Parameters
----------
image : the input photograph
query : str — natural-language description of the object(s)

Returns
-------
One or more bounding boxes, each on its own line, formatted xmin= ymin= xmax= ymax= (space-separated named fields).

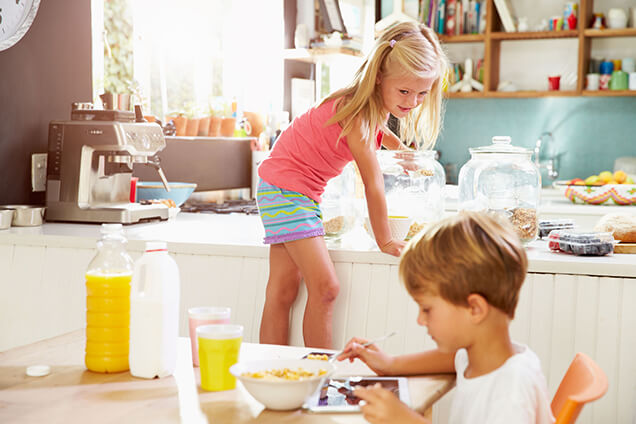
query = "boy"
xmin=338 ymin=211 xmax=554 ymax=423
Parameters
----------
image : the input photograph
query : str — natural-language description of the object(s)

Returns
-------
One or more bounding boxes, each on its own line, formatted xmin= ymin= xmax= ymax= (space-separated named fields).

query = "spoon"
xmin=330 ymin=331 xmax=397 ymax=363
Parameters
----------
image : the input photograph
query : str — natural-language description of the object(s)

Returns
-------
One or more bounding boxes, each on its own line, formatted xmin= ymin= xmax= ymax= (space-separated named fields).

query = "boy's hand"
xmin=337 ymin=337 xmax=394 ymax=375
xmin=379 ymin=238 xmax=406 ymax=257
xmin=354 ymin=383 xmax=430 ymax=424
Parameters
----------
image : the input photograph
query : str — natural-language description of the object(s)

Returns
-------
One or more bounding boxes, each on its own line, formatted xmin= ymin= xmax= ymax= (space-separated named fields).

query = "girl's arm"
xmin=348 ymin=120 xmax=405 ymax=256
xmin=381 ymin=128 xmax=410 ymax=150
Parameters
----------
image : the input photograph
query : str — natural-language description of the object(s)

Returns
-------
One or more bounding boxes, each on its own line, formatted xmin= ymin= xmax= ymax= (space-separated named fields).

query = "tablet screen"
xmin=318 ymin=378 xmax=400 ymax=407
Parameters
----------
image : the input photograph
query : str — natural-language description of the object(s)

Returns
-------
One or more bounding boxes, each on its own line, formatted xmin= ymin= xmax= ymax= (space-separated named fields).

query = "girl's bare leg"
xmin=259 ymin=243 xmax=302 ymax=345
xmin=284 ymin=236 xmax=339 ymax=349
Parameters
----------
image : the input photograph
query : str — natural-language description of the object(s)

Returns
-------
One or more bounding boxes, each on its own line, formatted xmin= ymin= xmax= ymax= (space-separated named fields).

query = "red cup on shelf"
xmin=548 ymin=75 xmax=561 ymax=91
xmin=130 ymin=177 xmax=138 ymax=202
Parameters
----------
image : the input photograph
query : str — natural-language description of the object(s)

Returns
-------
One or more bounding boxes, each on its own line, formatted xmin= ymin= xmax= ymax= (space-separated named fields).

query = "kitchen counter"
xmin=1 ymin=212 xmax=634 ymax=276
xmin=2 ymin=212 xmax=634 ymax=423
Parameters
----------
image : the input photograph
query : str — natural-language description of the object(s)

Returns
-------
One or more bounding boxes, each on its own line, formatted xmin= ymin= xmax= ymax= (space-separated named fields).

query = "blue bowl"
xmin=136 ymin=182 xmax=197 ymax=207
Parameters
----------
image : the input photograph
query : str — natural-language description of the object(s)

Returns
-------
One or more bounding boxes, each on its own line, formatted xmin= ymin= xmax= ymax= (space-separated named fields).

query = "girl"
xmin=256 ymin=22 xmax=449 ymax=348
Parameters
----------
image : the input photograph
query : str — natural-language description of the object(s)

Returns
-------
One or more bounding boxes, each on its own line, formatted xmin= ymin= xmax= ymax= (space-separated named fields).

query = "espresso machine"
xmin=45 ymin=104 xmax=172 ymax=224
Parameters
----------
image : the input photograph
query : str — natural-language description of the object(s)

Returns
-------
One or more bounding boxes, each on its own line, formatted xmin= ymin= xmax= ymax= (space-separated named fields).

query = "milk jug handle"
xmin=134 ymin=264 xmax=147 ymax=296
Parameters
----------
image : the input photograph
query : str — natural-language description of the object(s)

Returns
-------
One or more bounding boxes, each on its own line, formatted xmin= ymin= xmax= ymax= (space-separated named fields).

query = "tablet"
xmin=303 ymin=376 xmax=410 ymax=413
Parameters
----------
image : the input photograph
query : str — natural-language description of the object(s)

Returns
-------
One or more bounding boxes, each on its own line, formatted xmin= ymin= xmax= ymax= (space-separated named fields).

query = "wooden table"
xmin=0 ymin=331 xmax=454 ymax=423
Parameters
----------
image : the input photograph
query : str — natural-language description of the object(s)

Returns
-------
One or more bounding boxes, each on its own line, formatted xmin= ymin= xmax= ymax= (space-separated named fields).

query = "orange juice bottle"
xmin=85 ymin=224 xmax=134 ymax=373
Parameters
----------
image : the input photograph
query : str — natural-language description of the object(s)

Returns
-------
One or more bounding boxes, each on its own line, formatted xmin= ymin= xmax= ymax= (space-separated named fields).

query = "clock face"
xmin=0 ymin=0 xmax=40 ymax=51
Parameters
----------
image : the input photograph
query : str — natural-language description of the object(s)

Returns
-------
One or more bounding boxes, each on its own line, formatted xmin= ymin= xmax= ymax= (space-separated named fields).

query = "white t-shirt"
xmin=449 ymin=343 xmax=555 ymax=424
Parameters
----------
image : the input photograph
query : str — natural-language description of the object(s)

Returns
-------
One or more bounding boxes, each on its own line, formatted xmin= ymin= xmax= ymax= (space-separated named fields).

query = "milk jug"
xmin=129 ymin=241 xmax=180 ymax=378
xmin=85 ymin=224 xmax=134 ymax=373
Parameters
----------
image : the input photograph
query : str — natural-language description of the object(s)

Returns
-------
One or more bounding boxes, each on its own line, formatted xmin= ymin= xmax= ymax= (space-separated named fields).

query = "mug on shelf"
xmin=609 ymin=71 xmax=629 ymax=90
xmin=586 ymin=73 xmax=600 ymax=90
xmin=629 ymin=73 xmax=636 ymax=90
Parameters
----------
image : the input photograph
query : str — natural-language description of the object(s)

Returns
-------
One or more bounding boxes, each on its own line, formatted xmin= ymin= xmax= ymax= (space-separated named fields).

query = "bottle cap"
xmin=26 ymin=365 xmax=51 ymax=377
xmin=145 ymin=241 xmax=167 ymax=252
xmin=101 ymin=223 xmax=123 ymax=234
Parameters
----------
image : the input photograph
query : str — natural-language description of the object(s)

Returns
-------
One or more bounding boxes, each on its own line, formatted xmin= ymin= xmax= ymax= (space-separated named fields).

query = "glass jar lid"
xmin=469 ymin=136 xmax=532 ymax=155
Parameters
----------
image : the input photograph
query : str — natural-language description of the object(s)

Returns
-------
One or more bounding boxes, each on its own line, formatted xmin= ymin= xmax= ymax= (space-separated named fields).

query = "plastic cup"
xmin=548 ymin=75 xmax=561 ymax=91
xmin=197 ymin=324 xmax=243 ymax=391
xmin=586 ymin=73 xmax=600 ymax=90
xmin=188 ymin=307 xmax=231 ymax=366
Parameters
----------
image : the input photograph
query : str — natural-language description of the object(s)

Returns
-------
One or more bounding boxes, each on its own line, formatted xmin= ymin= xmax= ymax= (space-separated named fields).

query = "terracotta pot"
xmin=185 ymin=118 xmax=200 ymax=136
xmin=208 ymin=116 xmax=222 ymax=137
xmin=168 ymin=116 xmax=187 ymax=136
xmin=220 ymin=117 xmax=236 ymax=137
xmin=197 ymin=117 xmax=210 ymax=136
xmin=243 ymin=111 xmax=265 ymax=137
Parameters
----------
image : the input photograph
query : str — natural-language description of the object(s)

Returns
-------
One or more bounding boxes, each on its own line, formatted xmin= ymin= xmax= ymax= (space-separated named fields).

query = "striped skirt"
xmin=256 ymin=179 xmax=324 ymax=244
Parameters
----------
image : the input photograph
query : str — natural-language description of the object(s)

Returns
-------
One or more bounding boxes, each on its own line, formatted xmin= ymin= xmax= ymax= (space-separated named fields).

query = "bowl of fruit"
xmin=554 ymin=170 xmax=636 ymax=205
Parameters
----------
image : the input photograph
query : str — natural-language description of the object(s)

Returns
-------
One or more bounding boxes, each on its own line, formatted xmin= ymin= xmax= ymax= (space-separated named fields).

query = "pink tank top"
xmin=258 ymin=99 xmax=383 ymax=203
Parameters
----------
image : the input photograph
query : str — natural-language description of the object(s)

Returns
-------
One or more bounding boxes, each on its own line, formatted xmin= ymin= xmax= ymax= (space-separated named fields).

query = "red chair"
xmin=551 ymin=352 xmax=609 ymax=424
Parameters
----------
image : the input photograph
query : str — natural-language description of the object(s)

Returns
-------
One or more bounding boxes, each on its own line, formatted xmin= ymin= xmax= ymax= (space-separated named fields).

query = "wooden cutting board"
xmin=615 ymin=243 xmax=636 ymax=254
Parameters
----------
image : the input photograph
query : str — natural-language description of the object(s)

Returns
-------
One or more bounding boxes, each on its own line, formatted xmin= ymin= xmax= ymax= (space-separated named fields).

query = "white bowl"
xmin=364 ymin=216 xmax=414 ymax=241
xmin=230 ymin=359 xmax=334 ymax=411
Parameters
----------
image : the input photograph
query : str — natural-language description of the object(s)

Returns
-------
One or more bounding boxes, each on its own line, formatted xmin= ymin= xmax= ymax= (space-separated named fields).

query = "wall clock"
xmin=0 ymin=0 xmax=41 ymax=52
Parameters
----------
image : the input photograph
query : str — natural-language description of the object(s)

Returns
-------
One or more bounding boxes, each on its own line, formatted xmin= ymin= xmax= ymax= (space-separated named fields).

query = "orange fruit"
xmin=599 ymin=171 xmax=613 ymax=183
xmin=614 ymin=170 xmax=627 ymax=184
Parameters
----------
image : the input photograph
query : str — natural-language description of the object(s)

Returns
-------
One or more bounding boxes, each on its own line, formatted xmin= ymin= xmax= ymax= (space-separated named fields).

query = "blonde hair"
xmin=323 ymin=22 xmax=449 ymax=149
xmin=399 ymin=211 xmax=528 ymax=319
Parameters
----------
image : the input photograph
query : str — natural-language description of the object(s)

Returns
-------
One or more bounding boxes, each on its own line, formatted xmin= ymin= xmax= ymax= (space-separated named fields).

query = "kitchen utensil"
xmin=198 ymin=324 xmax=243 ymax=391
xmin=330 ymin=331 xmax=398 ymax=363
xmin=586 ymin=73 xmax=600 ymax=90
xmin=0 ymin=209 xmax=15 ymax=230
xmin=136 ymin=182 xmax=197 ymax=207
xmin=608 ymin=8 xmax=628 ymax=29
xmin=229 ymin=358 xmax=335 ymax=410
xmin=458 ymin=136 xmax=541 ymax=244
xmin=0 ymin=205 xmax=45 ymax=226
xmin=188 ymin=307 xmax=231 ymax=367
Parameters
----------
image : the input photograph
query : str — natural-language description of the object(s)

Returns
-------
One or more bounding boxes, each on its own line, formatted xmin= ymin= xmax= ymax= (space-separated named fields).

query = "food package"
xmin=547 ymin=230 xmax=616 ymax=256
xmin=538 ymin=219 xmax=575 ymax=238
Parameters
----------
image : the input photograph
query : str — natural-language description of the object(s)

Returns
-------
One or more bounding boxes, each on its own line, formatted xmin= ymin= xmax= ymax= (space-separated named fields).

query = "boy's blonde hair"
xmin=323 ymin=22 xmax=449 ymax=149
xmin=399 ymin=211 xmax=528 ymax=319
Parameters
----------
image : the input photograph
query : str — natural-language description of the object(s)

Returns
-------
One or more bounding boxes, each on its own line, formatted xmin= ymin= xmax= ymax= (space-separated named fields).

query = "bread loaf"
xmin=594 ymin=213 xmax=636 ymax=243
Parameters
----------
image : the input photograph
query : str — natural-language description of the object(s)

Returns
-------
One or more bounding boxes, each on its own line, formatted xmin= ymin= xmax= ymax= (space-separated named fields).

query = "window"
xmin=93 ymin=0 xmax=284 ymax=120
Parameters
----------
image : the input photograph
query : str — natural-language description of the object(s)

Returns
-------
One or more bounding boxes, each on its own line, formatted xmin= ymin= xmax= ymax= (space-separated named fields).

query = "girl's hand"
xmin=354 ymin=383 xmax=430 ymax=424
xmin=379 ymin=238 xmax=406 ymax=257
xmin=337 ymin=337 xmax=395 ymax=375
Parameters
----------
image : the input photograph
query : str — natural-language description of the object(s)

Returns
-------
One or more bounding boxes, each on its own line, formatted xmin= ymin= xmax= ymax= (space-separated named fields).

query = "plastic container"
xmin=547 ymin=230 xmax=616 ymax=256
xmin=85 ymin=224 xmax=134 ymax=373
xmin=375 ymin=150 xmax=446 ymax=239
xmin=129 ymin=241 xmax=180 ymax=379
xmin=458 ymin=136 xmax=541 ymax=244
xmin=322 ymin=163 xmax=357 ymax=240
xmin=538 ymin=219 xmax=575 ymax=238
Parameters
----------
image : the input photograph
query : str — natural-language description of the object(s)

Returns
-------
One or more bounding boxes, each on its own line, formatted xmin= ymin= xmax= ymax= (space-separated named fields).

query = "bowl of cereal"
xmin=229 ymin=359 xmax=335 ymax=410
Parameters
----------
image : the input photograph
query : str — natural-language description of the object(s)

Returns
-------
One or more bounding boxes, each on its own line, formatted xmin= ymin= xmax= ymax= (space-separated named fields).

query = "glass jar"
xmin=375 ymin=150 xmax=446 ymax=240
xmin=322 ymin=162 xmax=356 ymax=240
xmin=458 ymin=136 xmax=541 ymax=244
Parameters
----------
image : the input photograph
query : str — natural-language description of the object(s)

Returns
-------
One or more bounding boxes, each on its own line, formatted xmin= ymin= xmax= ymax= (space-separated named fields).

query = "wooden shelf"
xmin=486 ymin=90 xmax=578 ymax=98
xmin=583 ymin=28 xmax=636 ymax=38
xmin=582 ymin=90 xmax=636 ymax=97
xmin=490 ymin=30 xmax=579 ymax=41
xmin=435 ymin=0 xmax=636 ymax=99
xmin=283 ymin=47 xmax=362 ymax=64
xmin=445 ymin=91 xmax=486 ymax=98
xmin=438 ymin=34 xmax=485 ymax=43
